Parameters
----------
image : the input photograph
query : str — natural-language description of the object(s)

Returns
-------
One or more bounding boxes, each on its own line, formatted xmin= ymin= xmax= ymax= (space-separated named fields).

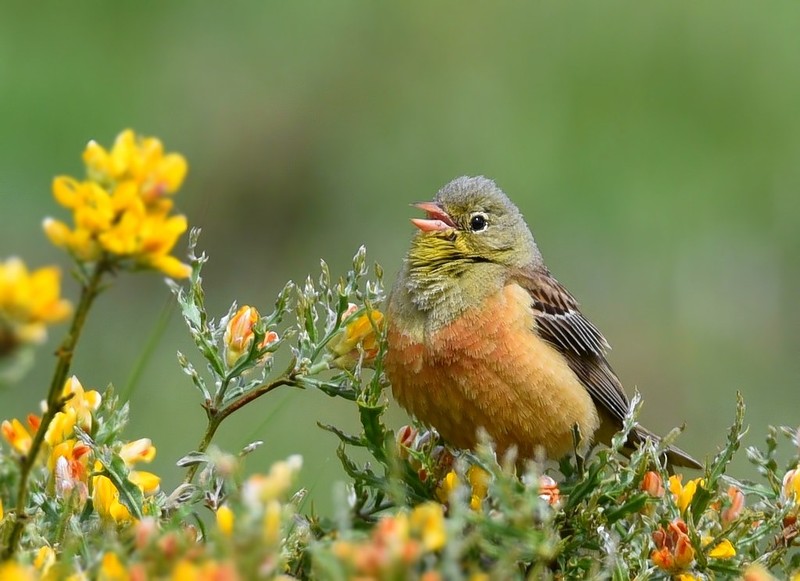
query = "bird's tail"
xmin=627 ymin=425 xmax=703 ymax=470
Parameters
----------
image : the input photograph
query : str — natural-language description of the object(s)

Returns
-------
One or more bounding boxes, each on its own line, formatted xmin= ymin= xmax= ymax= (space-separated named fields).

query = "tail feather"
xmin=628 ymin=425 xmax=702 ymax=470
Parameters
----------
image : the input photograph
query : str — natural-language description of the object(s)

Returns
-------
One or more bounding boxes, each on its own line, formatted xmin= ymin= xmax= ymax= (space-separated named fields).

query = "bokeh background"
xmin=1 ymin=3 xmax=798 ymax=510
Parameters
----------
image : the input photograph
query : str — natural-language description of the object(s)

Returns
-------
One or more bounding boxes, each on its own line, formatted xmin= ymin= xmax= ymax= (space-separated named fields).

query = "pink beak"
xmin=411 ymin=202 xmax=457 ymax=232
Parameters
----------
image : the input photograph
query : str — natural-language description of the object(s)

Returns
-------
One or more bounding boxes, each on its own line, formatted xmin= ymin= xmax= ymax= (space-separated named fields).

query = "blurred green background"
xmin=1 ymin=3 xmax=798 ymax=509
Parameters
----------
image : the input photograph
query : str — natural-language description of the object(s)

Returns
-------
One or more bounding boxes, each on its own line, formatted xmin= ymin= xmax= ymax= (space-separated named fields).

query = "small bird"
xmin=385 ymin=176 xmax=701 ymax=469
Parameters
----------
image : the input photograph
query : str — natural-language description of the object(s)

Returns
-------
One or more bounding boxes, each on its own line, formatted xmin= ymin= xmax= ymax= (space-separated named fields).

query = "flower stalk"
xmin=2 ymin=257 xmax=109 ymax=558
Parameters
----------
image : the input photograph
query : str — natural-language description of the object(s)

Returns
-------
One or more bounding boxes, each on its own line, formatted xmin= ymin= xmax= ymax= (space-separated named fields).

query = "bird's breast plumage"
xmin=386 ymin=283 xmax=600 ymax=460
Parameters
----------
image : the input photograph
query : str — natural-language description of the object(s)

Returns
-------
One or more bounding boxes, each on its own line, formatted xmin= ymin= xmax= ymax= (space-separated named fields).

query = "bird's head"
xmin=408 ymin=176 xmax=539 ymax=271
xmin=401 ymin=176 xmax=542 ymax=314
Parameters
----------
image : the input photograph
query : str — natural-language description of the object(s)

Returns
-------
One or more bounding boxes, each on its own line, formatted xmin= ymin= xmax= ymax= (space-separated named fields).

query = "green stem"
xmin=182 ymin=377 xmax=295 ymax=484
xmin=2 ymin=259 xmax=108 ymax=559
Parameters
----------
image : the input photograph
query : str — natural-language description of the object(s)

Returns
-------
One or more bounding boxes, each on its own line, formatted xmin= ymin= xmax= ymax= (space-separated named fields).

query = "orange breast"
xmin=386 ymin=283 xmax=600 ymax=460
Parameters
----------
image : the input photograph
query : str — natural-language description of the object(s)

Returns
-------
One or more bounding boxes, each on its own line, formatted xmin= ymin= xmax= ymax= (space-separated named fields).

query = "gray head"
xmin=400 ymin=176 xmax=542 ymax=316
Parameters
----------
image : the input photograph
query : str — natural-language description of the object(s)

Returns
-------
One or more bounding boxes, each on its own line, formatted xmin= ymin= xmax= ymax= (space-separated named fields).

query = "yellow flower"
xmin=467 ymin=466 xmax=490 ymax=510
xmin=242 ymin=455 xmax=303 ymax=507
xmin=129 ymin=470 xmax=161 ymax=495
xmin=329 ymin=305 xmax=384 ymax=369
xmin=2 ymin=418 xmax=33 ymax=455
xmin=119 ymin=438 xmax=156 ymax=464
xmin=262 ymin=500 xmax=282 ymax=546
xmin=83 ymin=129 xmax=187 ymax=203
xmin=410 ymin=502 xmax=446 ymax=551
xmin=435 ymin=470 xmax=460 ymax=503
xmin=0 ymin=257 xmax=71 ymax=351
xmin=783 ymin=465 xmax=800 ymax=505
xmin=0 ymin=561 xmax=36 ymax=581
xmin=669 ymin=475 xmax=704 ymax=514
xmin=34 ymin=546 xmax=56 ymax=574
xmin=707 ymin=538 xmax=736 ymax=559
xmin=93 ymin=474 xmax=132 ymax=523
xmin=674 ymin=575 xmax=700 ymax=581
xmin=216 ymin=505 xmax=234 ymax=537
xmin=98 ymin=552 xmax=129 ymax=581
xmin=745 ymin=564 xmax=779 ymax=581
xmin=45 ymin=130 xmax=191 ymax=279
xmin=44 ymin=376 xmax=102 ymax=446
xmin=0 ymin=497 xmax=3 ymax=520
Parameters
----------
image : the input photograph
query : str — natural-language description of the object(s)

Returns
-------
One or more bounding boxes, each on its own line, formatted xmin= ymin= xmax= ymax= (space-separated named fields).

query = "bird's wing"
xmin=514 ymin=267 xmax=631 ymax=426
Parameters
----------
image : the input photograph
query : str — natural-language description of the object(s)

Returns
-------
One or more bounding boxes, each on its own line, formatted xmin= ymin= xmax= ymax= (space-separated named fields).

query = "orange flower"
xmin=651 ymin=518 xmax=695 ymax=572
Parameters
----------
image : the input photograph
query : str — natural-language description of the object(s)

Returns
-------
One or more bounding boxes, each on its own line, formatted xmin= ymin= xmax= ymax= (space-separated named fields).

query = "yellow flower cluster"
xmin=0 ymin=257 xmax=71 ymax=353
xmin=331 ymin=502 xmax=446 ymax=578
xmin=43 ymin=129 xmax=191 ymax=278
xmin=1 ymin=376 xmax=160 ymax=524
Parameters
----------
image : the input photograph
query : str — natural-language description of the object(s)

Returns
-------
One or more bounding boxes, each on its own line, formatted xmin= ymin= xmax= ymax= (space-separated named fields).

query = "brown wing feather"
xmin=515 ymin=266 xmax=702 ymax=469
xmin=515 ymin=267 xmax=630 ymax=426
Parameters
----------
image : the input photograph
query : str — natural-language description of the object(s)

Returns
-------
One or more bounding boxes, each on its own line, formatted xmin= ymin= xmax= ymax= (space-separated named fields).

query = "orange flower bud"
xmin=641 ymin=471 xmax=665 ymax=497
xmin=223 ymin=306 xmax=260 ymax=368
xmin=721 ymin=485 xmax=745 ymax=525
xmin=539 ymin=475 xmax=560 ymax=506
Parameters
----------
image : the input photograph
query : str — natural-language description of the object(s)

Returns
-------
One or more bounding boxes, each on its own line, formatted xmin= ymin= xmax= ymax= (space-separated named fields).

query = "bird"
xmin=384 ymin=176 xmax=701 ymax=469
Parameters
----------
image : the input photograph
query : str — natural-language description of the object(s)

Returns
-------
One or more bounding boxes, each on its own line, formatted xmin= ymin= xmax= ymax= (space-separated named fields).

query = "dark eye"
xmin=469 ymin=213 xmax=488 ymax=232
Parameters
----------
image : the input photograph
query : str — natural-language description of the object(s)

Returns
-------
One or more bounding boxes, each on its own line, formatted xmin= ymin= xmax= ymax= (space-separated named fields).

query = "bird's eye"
xmin=469 ymin=213 xmax=488 ymax=232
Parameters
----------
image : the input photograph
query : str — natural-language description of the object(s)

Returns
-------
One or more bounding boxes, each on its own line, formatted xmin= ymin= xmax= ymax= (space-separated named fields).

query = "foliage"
xmin=1 ymin=130 xmax=800 ymax=580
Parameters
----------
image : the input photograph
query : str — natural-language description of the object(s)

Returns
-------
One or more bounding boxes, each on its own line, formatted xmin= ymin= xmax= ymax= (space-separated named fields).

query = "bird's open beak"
xmin=411 ymin=202 xmax=457 ymax=232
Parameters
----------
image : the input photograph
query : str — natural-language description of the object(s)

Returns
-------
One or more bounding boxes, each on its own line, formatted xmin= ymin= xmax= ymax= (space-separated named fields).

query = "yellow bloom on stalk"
xmin=44 ymin=376 xmax=102 ymax=446
xmin=98 ymin=552 xmax=129 ymax=581
xmin=242 ymin=455 xmax=303 ymax=507
xmin=467 ymin=466 xmax=490 ymax=510
xmin=83 ymin=129 xmax=187 ymax=203
xmin=706 ymin=538 xmax=736 ymax=559
xmin=92 ymin=438 xmax=160 ymax=522
xmin=669 ymin=475 xmax=704 ymax=514
xmin=263 ymin=500 xmax=283 ymax=546
xmin=783 ymin=465 xmax=800 ymax=505
xmin=435 ymin=470 xmax=460 ymax=503
xmin=44 ymin=129 xmax=191 ymax=278
xmin=2 ymin=418 xmax=34 ymax=455
xmin=216 ymin=505 xmax=234 ymax=537
xmin=34 ymin=546 xmax=56 ymax=575
xmin=93 ymin=474 xmax=133 ymax=523
xmin=0 ymin=561 xmax=36 ymax=581
xmin=329 ymin=304 xmax=384 ymax=369
xmin=410 ymin=502 xmax=446 ymax=551
xmin=0 ymin=257 xmax=71 ymax=352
